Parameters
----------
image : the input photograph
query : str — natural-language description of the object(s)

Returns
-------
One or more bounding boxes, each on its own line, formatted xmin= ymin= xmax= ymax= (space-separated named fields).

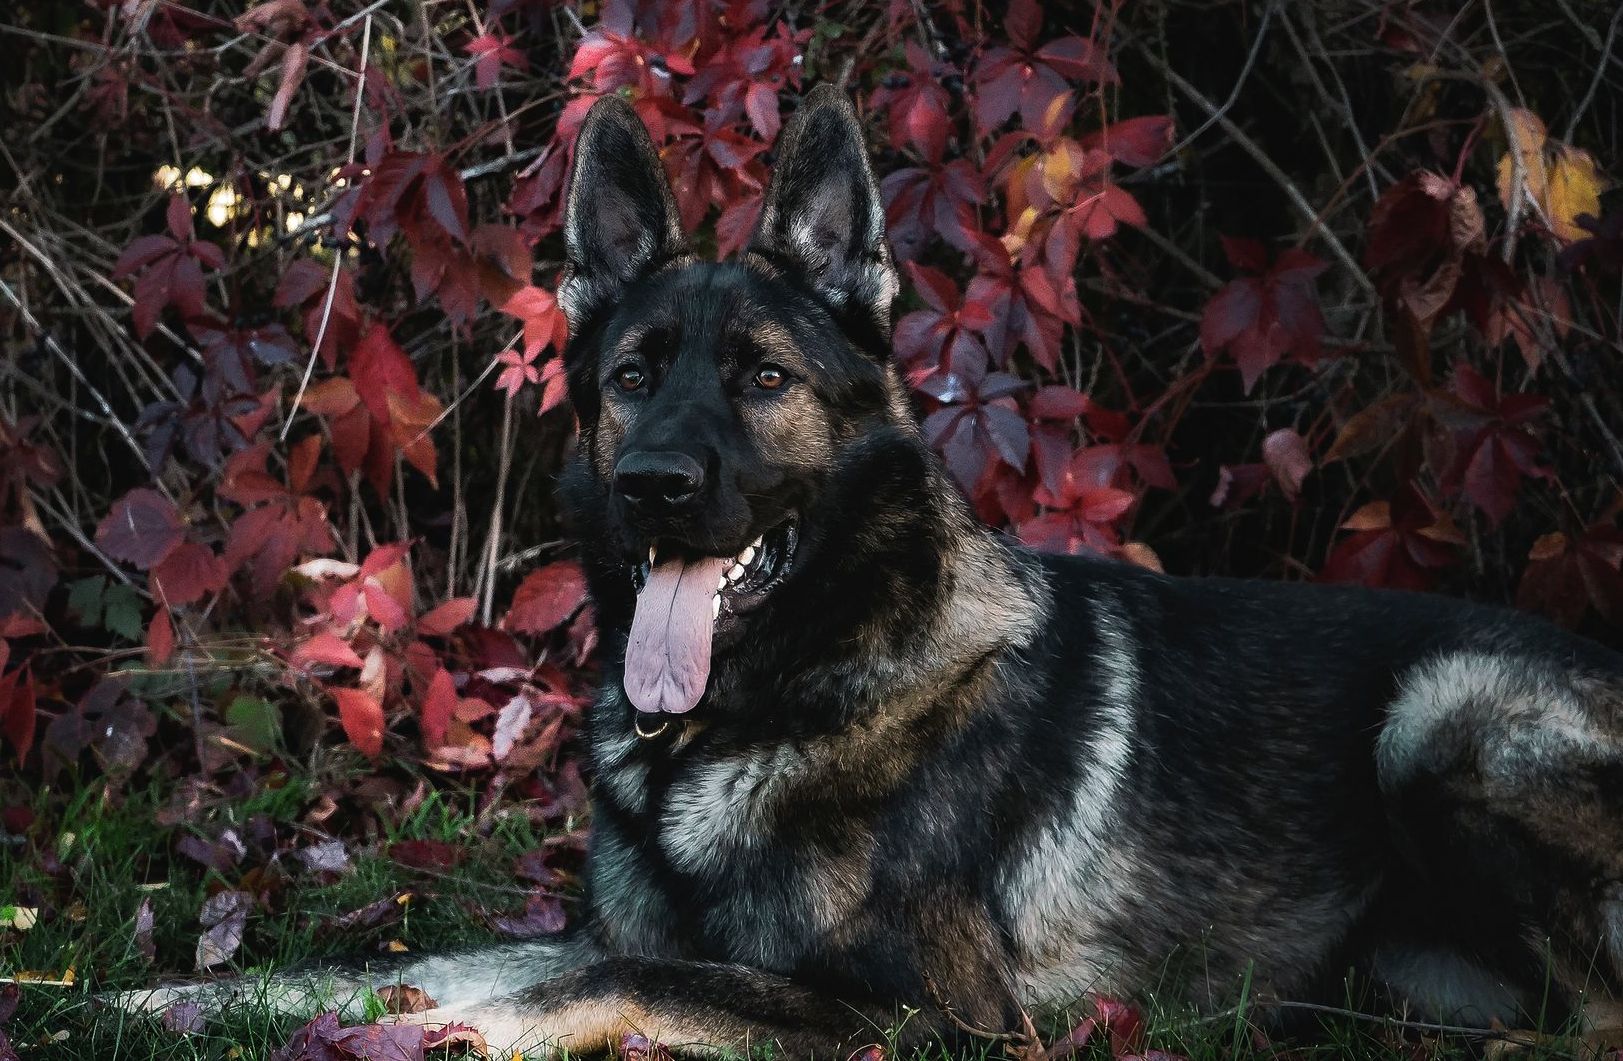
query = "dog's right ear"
xmin=748 ymin=86 xmax=898 ymax=351
xmin=558 ymin=95 xmax=687 ymax=332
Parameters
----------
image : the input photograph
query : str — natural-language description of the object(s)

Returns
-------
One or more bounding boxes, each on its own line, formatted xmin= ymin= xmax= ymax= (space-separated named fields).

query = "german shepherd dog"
xmin=122 ymin=87 xmax=1623 ymax=1057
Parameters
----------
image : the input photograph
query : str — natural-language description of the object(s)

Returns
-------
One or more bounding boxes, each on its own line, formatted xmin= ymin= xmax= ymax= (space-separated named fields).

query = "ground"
xmin=1 ymin=766 xmax=1591 ymax=1060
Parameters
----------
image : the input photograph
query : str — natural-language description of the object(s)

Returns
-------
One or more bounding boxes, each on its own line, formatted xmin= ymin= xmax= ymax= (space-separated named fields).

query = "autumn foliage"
xmin=1 ymin=0 xmax=1620 ymax=792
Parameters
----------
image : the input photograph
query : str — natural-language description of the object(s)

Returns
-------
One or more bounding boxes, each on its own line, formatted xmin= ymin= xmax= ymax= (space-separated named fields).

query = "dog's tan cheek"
xmin=748 ymin=389 xmax=834 ymax=471
xmin=592 ymin=401 xmax=631 ymax=482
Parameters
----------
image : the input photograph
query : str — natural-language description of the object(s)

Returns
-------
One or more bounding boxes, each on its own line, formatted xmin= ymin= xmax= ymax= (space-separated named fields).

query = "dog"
xmin=120 ymin=86 xmax=1623 ymax=1058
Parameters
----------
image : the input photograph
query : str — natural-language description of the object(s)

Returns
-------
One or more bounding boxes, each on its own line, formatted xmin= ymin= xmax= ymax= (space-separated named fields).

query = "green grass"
xmin=2 ymin=771 xmax=563 ymax=1059
xmin=0 ymin=773 xmax=1592 ymax=1060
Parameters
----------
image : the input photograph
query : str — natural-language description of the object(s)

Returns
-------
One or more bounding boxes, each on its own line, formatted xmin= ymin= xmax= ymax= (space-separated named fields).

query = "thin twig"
xmin=475 ymin=391 xmax=518 ymax=624
xmin=1161 ymin=0 xmax=1277 ymax=162
xmin=282 ymin=12 xmax=372 ymax=441
xmin=1139 ymin=43 xmax=1376 ymax=299
xmin=1205 ymin=997 xmax=1560 ymax=1047
xmin=1563 ymin=5 xmax=1622 ymax=143
xmin=0 ymin=277 xmax=154 ymax=477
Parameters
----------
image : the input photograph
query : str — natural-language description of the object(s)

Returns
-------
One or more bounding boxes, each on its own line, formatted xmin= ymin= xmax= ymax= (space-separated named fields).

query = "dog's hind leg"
xmin=107 ymin=931 xmax=602 ymax=1024
xmin=1375 ymin=651 xmax=1623 ymax=1025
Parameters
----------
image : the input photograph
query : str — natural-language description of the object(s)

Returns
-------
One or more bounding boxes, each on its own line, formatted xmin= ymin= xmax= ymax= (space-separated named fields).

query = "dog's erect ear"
xmin=559 ymin=95 xmax=687 ymax=330
xmin=749 ymin=85 xmax=899 ymax=345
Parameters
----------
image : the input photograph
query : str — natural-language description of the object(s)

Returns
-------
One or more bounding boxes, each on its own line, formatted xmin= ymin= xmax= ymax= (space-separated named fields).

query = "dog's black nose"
xmin=614 ymin=451 xmax=705 ymax=508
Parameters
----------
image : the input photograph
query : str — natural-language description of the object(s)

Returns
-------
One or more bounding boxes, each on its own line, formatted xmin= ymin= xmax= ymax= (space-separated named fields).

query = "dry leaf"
xmin=1496 ymin=108 xmax=1609 ymax=243
xmin=1545 ymin=146 xmax=1605 ymax=243
xmin=376 ymin=983 xmax=439 ymax=1014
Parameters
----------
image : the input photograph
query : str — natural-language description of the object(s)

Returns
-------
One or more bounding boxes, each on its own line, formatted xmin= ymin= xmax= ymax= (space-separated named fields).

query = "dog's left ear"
xmin=749 ymin=85 xmax=899 ymax=346
xmin=559 ymin=95 xmax=688 ymax=332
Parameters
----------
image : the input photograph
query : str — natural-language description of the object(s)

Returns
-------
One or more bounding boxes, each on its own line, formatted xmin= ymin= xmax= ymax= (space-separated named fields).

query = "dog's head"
xmin=556 ymin=86 xmax=909 ymax=719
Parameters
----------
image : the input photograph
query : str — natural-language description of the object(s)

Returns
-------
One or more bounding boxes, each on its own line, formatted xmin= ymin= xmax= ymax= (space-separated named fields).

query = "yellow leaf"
xmin=1040 ymin=144 xmax=1078 ymax=204
xmin=1495 ymin=108 xmax=1608 ymax=244
xmin=1341 ymin=501 xmax=1391 ymax=532
xmin=1545 ymin=145 xmax=1605 ymax=243
xmin=1528 ymin=532 xmax=1568 ymax=562
xmin=1001 ymin=206 xmax=1042 ymax=258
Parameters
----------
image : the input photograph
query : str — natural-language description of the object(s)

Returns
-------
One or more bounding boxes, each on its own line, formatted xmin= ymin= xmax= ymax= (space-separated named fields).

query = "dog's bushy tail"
xmin=1377 ymin=651 xmax=1623 ymax=1021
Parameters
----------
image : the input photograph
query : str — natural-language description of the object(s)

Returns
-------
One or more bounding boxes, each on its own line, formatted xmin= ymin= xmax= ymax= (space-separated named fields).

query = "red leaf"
xmin=1199 ymin=242 xmax=1327 ymax=392
xmin=1028 ymin=385 xmax=1091 ymax=420
xmin=1096 ymin=116 xmax=1174 ymax=167
xmin=418 ymin=597 xmax=476 ymax=636
xmin=147 ymin=606 xmax=175 ymax=665
xmin=150 ymin=542 xmax=227 ymax=606
xmin=349 ymin=323 xmax=420 ymax=423
xmin=420 ymin=667 xmax=456 ymax=747
xmin=113 ymin=234 xmax=180 ymax=279
xmin=1220 ymin=236 xmax=1270 ymax=274
xmin=389 ymin=838 xmax=465 ymax=870
xmin=1442 ymin=363 xmax=1549 ymax=524
xmin=504 ymin=560 xmax=588 ymax=635
xmin=0 ymin=667 xmax=36 ymax=764
xmin=363 ymin=579 xmax=410 ymax=632
xmin=1095 ymin=996 xmax=1146 ymax=1056
xmin=422 ymin=157 xmax=471 ymax=245
xmin=1005 ymin=0 xmax=1042 ymax=49
xmin=744 ymin=82 xmax=781 ymax=142
xmin=491 ymin=890 xmax=566 ymax=938
xmin=1517 ymin=525 xmax=1623 ymax=626
xmin=1322 ymin=484 xmax=1462 ymax=589
xmin=97 ymin=488 xmax=185 ymax=569
xmin=331 ymin=687 xmax=385 ymax=758
xmin=292 ymin=631 xmax=365 ymax=670
xmin=268 ymin=39 xmax=310 ymax=132
xmin=466 ymin=31 xmax=526 ymax=91
xmin=165 ymin=194 xmax=194 ymax=241
xmin=1199 ymin=278 xmax=1262 ymax=353
xmin=501 ymin=285 xmax=568 ymax=359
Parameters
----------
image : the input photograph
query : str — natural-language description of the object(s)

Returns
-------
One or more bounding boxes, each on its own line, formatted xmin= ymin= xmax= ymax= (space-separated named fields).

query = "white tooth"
xmin=648 ymin=545 xmax=656 ymax=565
xmin=751 ymin=535 xmax=763 ymax=549
xmin=726 ymin=564 xmax=745 ymax=581
xmin=717 ymin=575 xmax=728 ymax=592
xmin=711 ymin=594 xmax=721 ymax=618
xmin=737 ymin=546 xmax=756 ymax=568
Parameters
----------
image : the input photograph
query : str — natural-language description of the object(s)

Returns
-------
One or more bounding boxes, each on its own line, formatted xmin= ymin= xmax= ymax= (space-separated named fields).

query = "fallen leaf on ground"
xmin=376 ymin=984 xmax=438 ymax=1014
xmin=319 ymin=891 xmax=413 ymax=933
xmin=195 ymin=890 xmax=251 ymax=970
xmin=161 ymin=1001 xmax=206 ymax=1034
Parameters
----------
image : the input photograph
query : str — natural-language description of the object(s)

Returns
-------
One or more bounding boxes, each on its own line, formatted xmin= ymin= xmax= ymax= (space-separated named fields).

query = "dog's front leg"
xmin=389 ymin=956 xmax=920 ymax=1058
xmin=109 ymin=931 xmax=604 ymax=1025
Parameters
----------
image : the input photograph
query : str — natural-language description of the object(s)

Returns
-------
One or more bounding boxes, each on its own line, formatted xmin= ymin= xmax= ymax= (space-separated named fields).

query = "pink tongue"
xmin=624 ymin=556 xmax=730 ymax=714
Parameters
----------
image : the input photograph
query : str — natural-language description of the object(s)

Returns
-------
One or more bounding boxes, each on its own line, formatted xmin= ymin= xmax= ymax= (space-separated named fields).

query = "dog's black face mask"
xmin=556 ymin=87 xmax=902 ymax=719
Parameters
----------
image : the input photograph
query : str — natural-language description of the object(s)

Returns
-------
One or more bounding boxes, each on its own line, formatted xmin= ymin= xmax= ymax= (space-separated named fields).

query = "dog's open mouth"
xmin=623 ymin=518 xmax=798 ymax=715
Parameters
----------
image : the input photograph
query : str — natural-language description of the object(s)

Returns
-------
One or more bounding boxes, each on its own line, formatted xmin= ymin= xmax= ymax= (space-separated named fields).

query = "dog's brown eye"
xmin=754 ymin=365 xmax=787 ymax=390
xmin=614 ymin=366 xmax=646 ymax=392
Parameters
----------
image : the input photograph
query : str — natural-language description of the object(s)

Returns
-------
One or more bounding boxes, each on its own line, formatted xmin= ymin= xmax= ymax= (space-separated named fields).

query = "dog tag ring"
xmin=634 ymin=715 xmax=672 ymax=741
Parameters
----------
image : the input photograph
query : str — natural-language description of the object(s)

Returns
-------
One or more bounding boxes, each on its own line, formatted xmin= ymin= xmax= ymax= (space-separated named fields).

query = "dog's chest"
xmin=656 ymin=747 xmax=786 ymax=874
xmin=652 ymin=742 xmax=868 ymax=967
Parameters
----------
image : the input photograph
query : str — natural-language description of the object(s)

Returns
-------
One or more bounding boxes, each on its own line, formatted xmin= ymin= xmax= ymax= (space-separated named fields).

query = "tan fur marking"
xmin=395 ymin=997 xmax=772 ymax=1059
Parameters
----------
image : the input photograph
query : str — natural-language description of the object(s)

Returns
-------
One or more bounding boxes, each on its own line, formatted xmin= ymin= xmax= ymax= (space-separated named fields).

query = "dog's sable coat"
xmin=125 ymin=88 xmax=1623 ymax=1057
